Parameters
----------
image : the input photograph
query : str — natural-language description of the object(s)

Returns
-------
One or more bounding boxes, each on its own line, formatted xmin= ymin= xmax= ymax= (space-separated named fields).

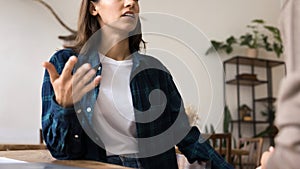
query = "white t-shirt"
xmin=93 ymin=53 xmax=138 ymax=156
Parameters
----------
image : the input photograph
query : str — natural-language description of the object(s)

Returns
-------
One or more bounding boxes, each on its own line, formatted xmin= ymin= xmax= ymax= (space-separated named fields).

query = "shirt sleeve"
xmin=41 ymin=49 xmax=85 ymax=159
xmin=165 ymin=74 xmax=233 ymax=169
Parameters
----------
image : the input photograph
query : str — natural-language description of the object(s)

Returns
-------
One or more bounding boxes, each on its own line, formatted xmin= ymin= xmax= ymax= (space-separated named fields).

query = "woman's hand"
xmin=42 ymin=56 xmax=101 ymax=108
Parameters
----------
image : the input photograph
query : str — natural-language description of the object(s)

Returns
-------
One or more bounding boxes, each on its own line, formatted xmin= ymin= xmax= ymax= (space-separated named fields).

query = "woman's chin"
xmin=104 ymin=18 xmax=137 ymax=34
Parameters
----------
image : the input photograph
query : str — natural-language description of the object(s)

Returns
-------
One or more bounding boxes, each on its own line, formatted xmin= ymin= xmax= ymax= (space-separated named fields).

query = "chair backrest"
xmin=237 ymin=137 xmax=263 ymax=167
xmin=40 ymin=128 xmax=43 ymax=144
xmin=207 ymin=133 xmax=232 ymax=164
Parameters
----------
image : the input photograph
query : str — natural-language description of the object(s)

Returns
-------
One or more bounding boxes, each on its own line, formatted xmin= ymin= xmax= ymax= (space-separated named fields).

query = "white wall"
xmin=0 ymin=0 xmax=80 ymax=143
xmin=0 ymin=0 xmax=282 ymax=143
xmin=140 ymin=0 xmax=283 ymax=137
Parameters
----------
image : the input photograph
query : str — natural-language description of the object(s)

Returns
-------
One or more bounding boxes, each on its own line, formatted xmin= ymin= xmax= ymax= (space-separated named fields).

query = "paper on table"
xmin=0 ymin=157 xmax=26 ymax=163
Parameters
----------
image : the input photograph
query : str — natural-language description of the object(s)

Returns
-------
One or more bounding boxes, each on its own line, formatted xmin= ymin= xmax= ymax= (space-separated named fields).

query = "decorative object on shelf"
xmin=246 ymin=48 xmax=258 ymax=58
xmin=33 ymin=0 xmax=77 ymax=46
xmin=239 ymin=104 xmax=252 ymax=121
xmin=236 ymin=73 xmax=258 ymax=81
xmin=206 ymin=19 xmax=284 ymax=58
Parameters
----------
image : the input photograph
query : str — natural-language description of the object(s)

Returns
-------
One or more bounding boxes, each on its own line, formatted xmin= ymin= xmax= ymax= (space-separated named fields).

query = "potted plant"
xmin=206 ymin=19 xmax=284 ymax=58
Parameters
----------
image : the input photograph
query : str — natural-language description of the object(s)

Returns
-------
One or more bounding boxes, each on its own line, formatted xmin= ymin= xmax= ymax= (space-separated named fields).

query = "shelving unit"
xmin=223 ymin=56 xmax=285 ymax=146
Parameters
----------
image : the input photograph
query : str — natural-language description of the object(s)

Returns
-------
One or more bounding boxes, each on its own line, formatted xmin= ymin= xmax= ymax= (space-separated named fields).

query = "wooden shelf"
xmin=224 ymin=56 xmax=285 ymax=146
xmin=224 ymin=56 xmax=285 ymax=68
xmin=255 ymin=97 xmax=276 ymax=103
xmin=226 ymin=79 xmax=267 ymax=86
xmin=231 ymin=120 xmax=269 ymax=124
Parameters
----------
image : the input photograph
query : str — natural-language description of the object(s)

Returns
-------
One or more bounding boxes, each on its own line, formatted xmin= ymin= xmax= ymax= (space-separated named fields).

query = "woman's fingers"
xmin=61 ymin=56 xmax=78 ymax=81
xmin=82 ymin=75 xmax=102 ymax=95
xmin=42 ymin=56 xmax=78 ymax=84
xmin=72 ymin=63 xmax=101 ymax=103
xmin=73 ymin=67 xmax=99 ymax=92
xmin=94 ymin=75 xmax=102 ymax=86
xmin=73 ymin=75 xmax=102 ymax=103
xmin=73 ymin=63 xmax=93 ymax=84
xmin=42 ymin=62 xmax=59 ymax=84
xmin=77 ymin=69 xmax=97 ymax=89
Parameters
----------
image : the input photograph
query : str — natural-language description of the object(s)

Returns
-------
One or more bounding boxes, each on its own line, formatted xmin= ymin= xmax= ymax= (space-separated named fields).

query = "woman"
xmin=41 ymin=0 xmax=233 ymax=168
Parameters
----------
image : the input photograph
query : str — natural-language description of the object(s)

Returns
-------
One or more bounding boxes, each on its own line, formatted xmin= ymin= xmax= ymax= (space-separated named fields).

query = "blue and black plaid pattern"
xmin=42 ymin=49 xmax=234 ymax=169
xmin=107 ymin=155 xmax=142 ymax=169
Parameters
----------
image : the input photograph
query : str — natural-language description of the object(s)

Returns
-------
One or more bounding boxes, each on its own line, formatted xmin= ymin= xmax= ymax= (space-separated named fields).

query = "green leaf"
xmin=223 ymin=106 xmax=232 ymax=133
xmin=225 ymin=46 xmax=233 ymax=54
xmin=226 ymin=36 xmax=237 ymax=44
xmin=273 ymin=43 xmax=283 ymax=57
xmin=211 ymin=40 xmax=223 ymax=49
xmin=262 ymin=36 xmax=272 ymax=51
xmin=210 ymin=124 xmax=215 ymax=134
xmin=205 ymin=40 xmax=223 ymax=55
xmin=260 ymin=110 xmax=268 ymax=116
xmin=264 ymin=26 xmax=282 ymax=42
xmin=240 ymin=34 xmax=255 ymax=48
xmin=264 ymin=26 xmax=279 ymax=34
xmin=252 ymin=19 xmax=265 ymax=24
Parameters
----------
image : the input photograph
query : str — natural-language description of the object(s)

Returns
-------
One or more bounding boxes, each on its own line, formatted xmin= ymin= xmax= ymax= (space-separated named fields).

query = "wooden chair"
xmin=206 ymin=133 xmax=232 ymax=164
xmin=40 ymin=128 xmax=44 ymax=144
xmin=234 ymin=137 xmax=263 ymax=169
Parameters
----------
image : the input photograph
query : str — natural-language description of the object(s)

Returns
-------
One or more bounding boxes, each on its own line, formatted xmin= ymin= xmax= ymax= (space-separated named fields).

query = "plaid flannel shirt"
xmin=42 ymin=49 xmax=233 ymax=169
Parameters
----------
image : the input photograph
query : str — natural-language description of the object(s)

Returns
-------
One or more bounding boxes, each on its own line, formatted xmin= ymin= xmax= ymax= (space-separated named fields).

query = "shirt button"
xmin=74 ymin=135 xmax=79 ymax=139
xmin=76 ymin=109 xmax=82 ymax=114
xmin=87 ymin=107 xmax=92 ymax=112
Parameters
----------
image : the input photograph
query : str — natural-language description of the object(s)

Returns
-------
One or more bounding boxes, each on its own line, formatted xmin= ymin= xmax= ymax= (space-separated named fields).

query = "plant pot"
xmin=246 ymin=48 xmax=258 ymax=58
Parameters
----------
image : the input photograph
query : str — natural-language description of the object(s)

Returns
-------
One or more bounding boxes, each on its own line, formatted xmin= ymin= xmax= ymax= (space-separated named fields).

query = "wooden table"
xmin=0 ymin=150 xmax=131 ymax=169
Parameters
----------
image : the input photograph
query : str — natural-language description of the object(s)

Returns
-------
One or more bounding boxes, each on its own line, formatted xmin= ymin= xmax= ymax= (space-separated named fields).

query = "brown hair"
xmin=68 ymin=0 xmax=145 ymax=54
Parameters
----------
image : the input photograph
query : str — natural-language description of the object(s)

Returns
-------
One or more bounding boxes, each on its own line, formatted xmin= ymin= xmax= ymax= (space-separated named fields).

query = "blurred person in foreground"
xmin=257 ymin=0 xmax=300 ymax=168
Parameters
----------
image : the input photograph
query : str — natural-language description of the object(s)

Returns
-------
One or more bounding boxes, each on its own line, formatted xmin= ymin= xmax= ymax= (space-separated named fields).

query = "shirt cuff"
xmin=51 ymin=96 xmax=75 ymax=118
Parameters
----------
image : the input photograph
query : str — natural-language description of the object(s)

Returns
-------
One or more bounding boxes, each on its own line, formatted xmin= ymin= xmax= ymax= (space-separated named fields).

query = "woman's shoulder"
xmin=135 ymin=53 xmax=169 ymax=72
xmin=50 ymin=48 xmax=77 ymax=59
xmin=136 ymin=53 xmax=165 ymax=66
xmin=48 ymin=48 xmax=77 ymax=64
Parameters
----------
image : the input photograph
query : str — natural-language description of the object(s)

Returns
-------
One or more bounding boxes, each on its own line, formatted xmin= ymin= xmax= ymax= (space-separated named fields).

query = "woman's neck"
xmin=99 ymin=29 xmax=131 ymax=61
xmin=107 ymin=40 xmax=131 ymax=61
